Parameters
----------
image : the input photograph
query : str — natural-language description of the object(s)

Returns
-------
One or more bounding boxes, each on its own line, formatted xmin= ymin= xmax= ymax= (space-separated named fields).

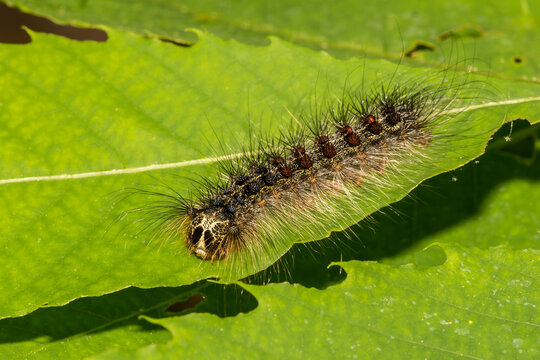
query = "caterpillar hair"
xmin=121 ymin=64 xmax=489 ymax=274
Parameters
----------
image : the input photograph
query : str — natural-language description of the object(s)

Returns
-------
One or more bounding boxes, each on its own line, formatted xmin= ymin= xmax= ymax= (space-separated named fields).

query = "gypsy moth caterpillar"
xmin=120 ymin=61 xmax=493 ymax=275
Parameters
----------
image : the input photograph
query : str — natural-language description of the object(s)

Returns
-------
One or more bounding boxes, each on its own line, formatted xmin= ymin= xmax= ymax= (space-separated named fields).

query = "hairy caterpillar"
xmin=128 ymin=70 xmax=475 ymax=265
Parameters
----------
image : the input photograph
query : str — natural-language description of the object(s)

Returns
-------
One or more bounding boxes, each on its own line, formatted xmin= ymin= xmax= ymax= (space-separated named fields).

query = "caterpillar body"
xmin=151 ymin=79 xmax=456 ymax=263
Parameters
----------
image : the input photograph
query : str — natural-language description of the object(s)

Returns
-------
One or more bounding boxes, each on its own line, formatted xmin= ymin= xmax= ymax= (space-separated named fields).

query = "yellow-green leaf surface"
xmin=99 ymin=244 xmax=539 ymax=360
xmin=1 ymin=142 xmax=538 ymax=359
xmin=8 ymin=0 xmax=540 ymax=78
xmin=0 ymin=282 xmax=257 ymax=359
xmin=0 ymin=25 xmax=539 ymax=324
xmin=0 ymin=2 xmax=538 ymax=359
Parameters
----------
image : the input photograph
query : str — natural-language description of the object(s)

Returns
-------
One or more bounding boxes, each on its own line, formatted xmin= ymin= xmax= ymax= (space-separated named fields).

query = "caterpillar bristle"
xmin=121 ymin=68 xmax=488 ymax=273
xmin=191 ymin=83 xmax=445 ymax=260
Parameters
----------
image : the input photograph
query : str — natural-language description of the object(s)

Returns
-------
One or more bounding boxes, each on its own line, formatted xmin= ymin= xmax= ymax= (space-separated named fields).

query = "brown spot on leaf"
xmin=166 ymin=293 xmax=205 ymax=313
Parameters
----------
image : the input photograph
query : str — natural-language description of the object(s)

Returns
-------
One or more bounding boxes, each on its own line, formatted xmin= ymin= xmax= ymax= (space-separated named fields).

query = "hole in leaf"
xmin=159 ymin=37 xmax=192 ymax=47
xmin=438 ymin=25 xmax=484 ymax=41
xmin=404 ymin=41 xmax=436 ymax=57
xmin=0 ymin=2 xmax=107 ymax=44
xmin=512 ymin=56 xmax=524 ymax=64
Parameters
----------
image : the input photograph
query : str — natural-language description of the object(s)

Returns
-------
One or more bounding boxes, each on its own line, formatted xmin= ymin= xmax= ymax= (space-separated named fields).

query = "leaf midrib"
xmin=0 ymin=96 xmax=538 ymax=185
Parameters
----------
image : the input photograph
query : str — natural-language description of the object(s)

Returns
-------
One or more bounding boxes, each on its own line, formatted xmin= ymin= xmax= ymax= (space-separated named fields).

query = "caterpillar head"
xmin=187 ymin=211 xmax=231 ymax=261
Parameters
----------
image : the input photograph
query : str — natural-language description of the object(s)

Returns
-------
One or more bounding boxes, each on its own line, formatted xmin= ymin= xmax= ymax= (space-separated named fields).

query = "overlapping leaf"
xmin=8 ymin=0 xmax=540 ymax=78
xmin=98 ymin=244 xmax=539 ymax=359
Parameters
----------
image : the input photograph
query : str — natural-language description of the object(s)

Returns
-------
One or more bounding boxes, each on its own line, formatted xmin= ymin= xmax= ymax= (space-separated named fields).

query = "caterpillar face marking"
xmin=187 ymin=212 xmax=231 ymax=260
xmin=176 ymin=86 xmax=437 ymax=261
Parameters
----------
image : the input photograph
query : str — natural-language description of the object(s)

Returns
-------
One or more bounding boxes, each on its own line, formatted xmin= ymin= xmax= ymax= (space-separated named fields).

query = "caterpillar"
xmin=130 ymin=71 xmax=472 ymax=266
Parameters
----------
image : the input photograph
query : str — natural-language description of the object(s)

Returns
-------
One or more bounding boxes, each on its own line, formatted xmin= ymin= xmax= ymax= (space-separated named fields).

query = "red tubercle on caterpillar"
xmin=368 ymin=122 xmax=383 ymax=135
xmin=293 ymin=146 xmax=313 ymax=169
xmin=272 ymin=156 xmax=293 ymax=178
xmin=364 ymin=114 xmax=376 ymax=125
xmin=340 ymin=125 xmax=361 ymax=146
xmin=316 ymin=135 xmax=337 ymax=158
xmin=362 ymin=114 xmax=383 ymax=135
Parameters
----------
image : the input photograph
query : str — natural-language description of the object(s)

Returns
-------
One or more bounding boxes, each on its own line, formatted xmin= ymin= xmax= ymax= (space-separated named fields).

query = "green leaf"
xmin=0 ymin=27 xmax=538 ymax=322
xmin=0 ymin=281 xmax=257 ymax=359
xmin=1 ymin=3 xmax=538 ymax=358
xmin=1 ymin=142 xmax=538 ymax=358
xmin=97 ymin=244 xmax=540 ymax=359
xmin=8 ymin=0 xmax=540 ymax=78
